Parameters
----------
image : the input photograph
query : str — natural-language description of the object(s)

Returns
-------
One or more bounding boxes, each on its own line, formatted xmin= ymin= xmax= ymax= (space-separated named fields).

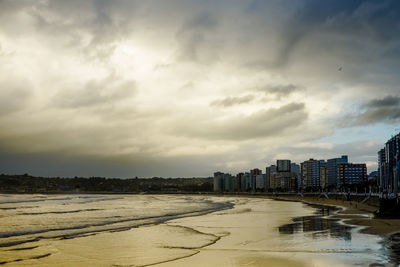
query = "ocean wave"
xmin=0 ymin=196 xmax=234 ymax=248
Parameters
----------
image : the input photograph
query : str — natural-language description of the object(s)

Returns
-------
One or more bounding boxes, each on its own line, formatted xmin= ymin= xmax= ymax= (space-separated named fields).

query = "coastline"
xmin=157 ymin=195 xmax=389 ymax=266
xmin=266 ymin=195 xmax=400 ymax=265
xmin=266 ymin=194 xmax=400 ymax=236
xmin=1 ymin=194 xmax=395 ymax=266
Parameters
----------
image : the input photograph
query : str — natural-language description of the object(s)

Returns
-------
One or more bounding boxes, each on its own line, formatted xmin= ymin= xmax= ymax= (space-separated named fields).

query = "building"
xmin=301 ymin=159 xmax=321 ymax=190
xmin=326 ymin=155 xmax=348 ymax=189
xmin=255 ymin=174 xmax=265 ymax=190
xmin=337 ymin=163 xmax=367 ymax=188
xmin=320 ymin=163 xmax=327 ymax=189
xmin=378 ymin=148 xmax=387 ymax=189
xmin=213 ymin=172 xmax=224 ymax=192
xmin=277 ymin=160 xmax=291 ymax=172
xmin=291 ymin=163 xmax=301 ymax=189
xmin=368 ymin=171 xmax=378 ymax=187
xmin=243 ymin=172 xmax=252 ymax=192
xmin=266 ymin=165 xmax=277 ymax=191
xmin=235 ymin=173 xmax=244 ymax=192
xmin=272 ymin=172 xmax=296 ymax=190
xmin=250 ymin=169 xmax=262 ymax=191
xmin=268 ymin=160 xmax=297 ymax=191
xmin=378 ymin=133 xmax=400 ymax=193
xmin=223 ymin=173 xmax=235 ymax=192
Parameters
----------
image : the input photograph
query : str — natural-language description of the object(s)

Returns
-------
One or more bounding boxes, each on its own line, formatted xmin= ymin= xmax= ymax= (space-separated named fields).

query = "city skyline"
xmin=0 ymin=1 xmax=400 ymax=177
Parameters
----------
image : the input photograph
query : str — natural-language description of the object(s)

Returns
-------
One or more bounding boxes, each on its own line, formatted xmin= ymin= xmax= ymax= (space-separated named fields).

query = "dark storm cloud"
xmin=210 ymin=95 xmax=255 ymax=107
xmin=175 ymin=102 xmax=307 ymax=141
xmin=354 ymin=96 xmax=400 ymax=125
xmin=365 ymin=96 xmax=400 ymax=108
xmin=339 ymin=95 xmax=400 ymax=127
xmin=272 ymin=0 xmax=400 ymax=68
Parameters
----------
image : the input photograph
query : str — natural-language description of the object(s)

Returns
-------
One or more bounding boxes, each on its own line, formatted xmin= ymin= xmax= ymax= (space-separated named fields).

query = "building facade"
xmin=378 ymin=148 xmax=387 ymax=189
xmin=320 ymin=164 xmax=327 ymax=189
xmin=291 ymin=163 xmax=301 ymax=189
xmin=301 ymin=159 xmax=321 ymax=189
xmin=277 ymin=160 xmax=291 ymax=172
xmin=243 ymin=172 xmax=252 ymax=192
xmin=255 ymin=174 xmax=265 ymax=190
xmin=326 ymin=155 xmax=348 ymax=189
xmin=378 ymin=133 xmax=400 ymax=193
xmin=266 ymin=165 xmax=277 ymax=191
xmin=337 ymin=163 xmax=367 ymax=188
xmin=213 ymin=172 xmax=224 ymax=192
xmin=267 ymin=160 xmax=298 ymax=191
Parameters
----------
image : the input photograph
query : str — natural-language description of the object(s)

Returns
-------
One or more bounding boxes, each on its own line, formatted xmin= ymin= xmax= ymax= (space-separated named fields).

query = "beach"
xmin=269 ymin=194 xmax=400 ymax=236
xmin=1 ymin=194 xmax=397 ymax=266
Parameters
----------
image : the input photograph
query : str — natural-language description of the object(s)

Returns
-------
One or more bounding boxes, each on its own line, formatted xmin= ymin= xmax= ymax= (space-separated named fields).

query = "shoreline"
xmin=157 ymin=195 xmax=389 ymax=266
xmin=2 ymin=191 xmax=399 ymax=236
xmin=1 ymin=194 xmax=395 ymax=266
xmin=266 ymin=195 xmax=400 ymax=237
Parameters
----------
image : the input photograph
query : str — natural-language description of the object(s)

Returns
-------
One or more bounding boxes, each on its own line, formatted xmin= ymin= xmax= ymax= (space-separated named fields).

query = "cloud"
xmin=210 ymin=95 xmax=255 ymax=107
xmin=0 ymin=79 xmax=33 ymax=116
xmin=271 ymin=1 xmax=400 ymax=68
xmin=340 ymin=95 xmax=400 ymax=126
xmin=364 ymin=95 xmax=400 ymax=108
xmin=53 ymin=74 xmax=136 ymax=109
xmin=354 ymin=96 xmax=400 ymax=125
xmin=0 ymin=0 xmax=399 ymax=177
xmin=174 ymin=102 xmax=307 ymax=141
xmin=176 ymin=11 xmax=219 ymax=62
xmin=257 ymin=84 xmax=304 ymax=100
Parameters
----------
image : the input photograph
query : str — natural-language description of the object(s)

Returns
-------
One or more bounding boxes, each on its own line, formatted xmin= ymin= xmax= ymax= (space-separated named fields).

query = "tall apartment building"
xmin=268 ymin=160 xmax=297 ymax=191
xmin=236 ymin=173 xmax=244 ymax=192
xmin=266 ymin=165 xmax=277 ymax=190
xmin=243 ymin=172 xmax=252 ymax=192
xmin=250 ymin=169 xmax=262 ymax=191
xmin=378 ymin=149 xmax=387 ymax=189
xmin=326 ymin=155 xmax=348 ymax=189
xmin=277 ymin=160 xmax=291 ymax=172
xmin=223 ymin=173 xmax=235 ymax=192
xmin=337 ymin=163 xmax=367 ymax=188
xmin=320 ymin=163 xmax=327 ymax=189
xmin=378 ymin=133 xmax=400 ymax=193
xmin=291 ymin=163 xmax=301 ymax=189
xmin=273 ymin=172 xmax=296 ymax=190
xmin=213 ymin=172 xmax=224 ymax=192
xmin=255 ymin=174 xmax=266 ymax=190
xmin=301 ymin=159 xmax=321 ymax=189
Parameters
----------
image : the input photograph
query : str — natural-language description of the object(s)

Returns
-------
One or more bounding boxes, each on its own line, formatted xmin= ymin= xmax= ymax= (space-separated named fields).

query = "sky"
xmin=0 ymin=0 xmax=399 ymax=178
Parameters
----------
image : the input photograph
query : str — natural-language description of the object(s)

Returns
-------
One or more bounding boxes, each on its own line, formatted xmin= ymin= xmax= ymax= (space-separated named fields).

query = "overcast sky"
xmin=0 ymin=0 xmax=399 ymax=177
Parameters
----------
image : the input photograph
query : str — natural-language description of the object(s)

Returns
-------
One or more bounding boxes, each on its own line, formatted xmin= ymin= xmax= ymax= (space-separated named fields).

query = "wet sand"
xmin=158 ymin=197 xmax=389 ymax=267
xmin=1 ymin=195 xmax=394 ymax=266
xmin=270 ymin=195 xmax=400 ymax=236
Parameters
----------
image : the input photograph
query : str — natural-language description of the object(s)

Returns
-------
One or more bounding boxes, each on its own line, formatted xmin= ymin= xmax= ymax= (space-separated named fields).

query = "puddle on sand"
xmin=279 ymin=204 xmax=400 ymax=266
xmin=278 ymin=205 xmax=353 ymax=241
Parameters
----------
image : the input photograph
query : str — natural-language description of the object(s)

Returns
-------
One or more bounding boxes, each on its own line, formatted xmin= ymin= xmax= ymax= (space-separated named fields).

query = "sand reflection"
xmin=279 ymin=205 xmax=353 ymax=241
